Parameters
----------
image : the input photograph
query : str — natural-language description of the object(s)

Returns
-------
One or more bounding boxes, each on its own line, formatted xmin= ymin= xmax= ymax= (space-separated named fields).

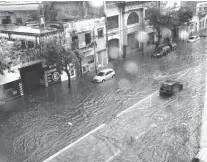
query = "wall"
xmin=53 ymin=1 xmax=104 ymax=21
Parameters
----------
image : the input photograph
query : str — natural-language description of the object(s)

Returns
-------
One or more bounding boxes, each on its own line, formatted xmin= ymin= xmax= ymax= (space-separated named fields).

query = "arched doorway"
xmin=127 ymin=12 xmax=140 ymax=53
xmin=108 ymin=39 xmax=119 ymax=61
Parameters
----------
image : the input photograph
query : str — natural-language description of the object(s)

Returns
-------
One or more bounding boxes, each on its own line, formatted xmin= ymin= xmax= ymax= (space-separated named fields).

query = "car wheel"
xmin=102 ymin=79 xmax=105 ymax=83
xmin=112 ymin=74 xmax=115 ymax=78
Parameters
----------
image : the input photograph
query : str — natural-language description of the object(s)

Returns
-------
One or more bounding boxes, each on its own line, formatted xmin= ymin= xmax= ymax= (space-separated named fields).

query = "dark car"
xmin=160 ymin=80 xmax=183 ymax=96
xmin=151 ymin=51 xmax=163 ymax=58
xmin=151 ymin=45 xmax=170 ymax=58
xmin=200 ymin=32 xmax=207 ymax=37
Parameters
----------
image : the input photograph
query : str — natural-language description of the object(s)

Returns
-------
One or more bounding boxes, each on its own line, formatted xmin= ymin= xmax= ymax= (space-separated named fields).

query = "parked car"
xmin=188 ymin=36 xmax=200 ymax=42
xmin=200 ymin=32 xmax=207 ymax=37
xmin=93 ymin=68 xmax=115 ymax=83
xmin=151 ymin=45 xmax=170 ymax=58
xmin=151 ymin=51 xmax=163 ymax=58
xmin=159 ymin=80 xmax=183 ymax=96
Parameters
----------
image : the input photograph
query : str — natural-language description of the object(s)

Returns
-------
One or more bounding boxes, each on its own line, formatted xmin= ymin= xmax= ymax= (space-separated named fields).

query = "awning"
xmin=19 ymin=59 xmax=44 ymax=68
xmin=0 ymin=3 xmax=40 ymax=11
xmin=195 ymin=147 xmax=207 ymax=162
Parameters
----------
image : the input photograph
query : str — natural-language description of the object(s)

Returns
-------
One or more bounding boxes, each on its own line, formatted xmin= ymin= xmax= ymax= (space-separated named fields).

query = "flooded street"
xmin=0 ymin=38 xmax=207 ymax=162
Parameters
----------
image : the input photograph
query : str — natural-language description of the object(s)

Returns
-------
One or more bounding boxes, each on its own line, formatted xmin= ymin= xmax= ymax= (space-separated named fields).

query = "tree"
xmin=0 ymin=39 xmax=23 ymax=75
xmin=29 ymin=2 xmax=59 ymax=23
xmin=41 ymin=2 xmax=59 ymax=22
xmin=145 ymin=8 xmax=170 ymax=52
xmin=145 ymin=6 xmax=193 ymax=53
xmin=40 ymin=35 xmax=79 ymax=87
xmin=176 ymin=7 xmax=193 ymax=25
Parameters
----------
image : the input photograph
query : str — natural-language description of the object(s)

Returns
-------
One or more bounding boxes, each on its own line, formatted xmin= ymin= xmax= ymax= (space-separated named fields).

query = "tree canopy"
xmin=145 ymin=6 xmax=193 ymax=52
xmin=0 ymin=39 xmax=23 ymax=74
xmin=40 ymin=35 xmax=80 ymax=87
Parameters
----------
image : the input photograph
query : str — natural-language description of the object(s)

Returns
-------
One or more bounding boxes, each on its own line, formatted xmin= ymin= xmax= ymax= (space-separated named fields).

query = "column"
xmin=121 ymin=6 xmax=128 ymax=58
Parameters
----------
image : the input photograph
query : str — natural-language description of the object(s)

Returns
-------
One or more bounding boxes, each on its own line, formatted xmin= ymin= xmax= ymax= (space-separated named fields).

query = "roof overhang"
xmin=0 ymin=3 xmax=40 ymax=11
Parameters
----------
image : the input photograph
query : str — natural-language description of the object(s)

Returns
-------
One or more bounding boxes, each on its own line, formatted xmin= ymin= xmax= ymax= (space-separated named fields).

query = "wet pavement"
xmin=0 ymin=38 xmax=207 ymax=162
xmin=45 ymin=62 xmax=206 ymax=162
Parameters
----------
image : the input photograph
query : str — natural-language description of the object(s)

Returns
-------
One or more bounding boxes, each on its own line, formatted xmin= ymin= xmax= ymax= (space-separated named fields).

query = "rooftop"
xmin=0 ymin=2 xmax=41 ymax=11
xmin=0 ymin=25 xmax=63 ymax=36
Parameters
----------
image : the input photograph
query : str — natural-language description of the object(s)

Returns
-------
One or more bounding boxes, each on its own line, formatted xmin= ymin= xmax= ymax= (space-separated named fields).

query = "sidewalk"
xmin=194 ymin=60 xmax=207 ymax=161
xmin=42 ymin=60 xmax=206 ymax=162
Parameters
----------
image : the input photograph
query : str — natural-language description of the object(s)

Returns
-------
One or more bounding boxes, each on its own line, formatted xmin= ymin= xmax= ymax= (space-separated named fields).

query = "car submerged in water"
xmin=93 ymin=68 xmax=115 ymax=83
xmin=188 ymin=35 xmax=200 ymax=42
xmin=159 ymin=80 xmax=183 ymax=96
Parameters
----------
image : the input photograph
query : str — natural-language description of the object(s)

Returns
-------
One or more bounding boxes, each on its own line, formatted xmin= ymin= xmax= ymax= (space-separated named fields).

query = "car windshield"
xmin=161 ymin=84 xmax=171 ymax=90
xmin=97 ymin=72 xmax=105 ymax=76
xmin=189 ymin=37 xmax=195 ymax=39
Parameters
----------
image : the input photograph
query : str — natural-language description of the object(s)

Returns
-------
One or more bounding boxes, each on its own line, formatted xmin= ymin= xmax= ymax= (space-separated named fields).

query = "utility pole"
xmin=93 ymin=17 xmax=98 ymax=75
xmin=103 ymin=1 xmax=108 ymax=65
xmin=141 ymin=7 xmax=145 ymax=56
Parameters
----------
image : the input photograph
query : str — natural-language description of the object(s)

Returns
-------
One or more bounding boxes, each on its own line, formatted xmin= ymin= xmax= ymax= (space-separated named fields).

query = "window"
xmin=2 ymin=16 xmax=11 ymax=24
xmin=85 ymin=33 xmax=92 ymax=45
xmin=70 ymin=69 xmax=75 ymax=77
xmin=16 ymin=18 xmax=22 ymax=24
xmin=72 ymin=35 xmax=79 ymax=50
xmin=21 ymin=40 xmax=26 ymax=49
xmin=28 ymin=41 xmax=34 ymax=48
xmin=107 ymin=15 xmax=119 ymax=30
xmin=106 ymin=71 xmax=112 ymax=75
xmin=98 ymin=29 xmax=104 ymax=38
xmin=200 ymin=22 xmax=202 ymax=28
xmin=97 ymin=72 xmax=105 ymax=76
xmin=127 ymin=12 xmax=139 ymax=25
xmin=82 ymin=66 xmax=87 ymax=73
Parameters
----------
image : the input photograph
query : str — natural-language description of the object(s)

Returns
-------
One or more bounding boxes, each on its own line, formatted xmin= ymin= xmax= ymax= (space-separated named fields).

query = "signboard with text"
xmin=44 ymin=65 xmax=61 ymax=86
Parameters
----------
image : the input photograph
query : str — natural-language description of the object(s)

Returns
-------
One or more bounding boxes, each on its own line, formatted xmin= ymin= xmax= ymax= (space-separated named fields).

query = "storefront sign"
xmin=44 ymin=66 xmax=61 ymax=86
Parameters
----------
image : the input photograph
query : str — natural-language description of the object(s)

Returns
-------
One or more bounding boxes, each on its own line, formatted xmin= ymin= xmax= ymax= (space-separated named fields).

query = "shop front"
xmin=0 ymin=68 xmax=23 ymax=104
xmin=20 ymin=61 xmax=62 ymax=94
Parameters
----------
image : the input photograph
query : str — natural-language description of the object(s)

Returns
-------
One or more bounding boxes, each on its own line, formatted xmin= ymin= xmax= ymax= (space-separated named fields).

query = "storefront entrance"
xmin=127 ymin=32 xmax=139 ymax=53
xmin=20 ymin=63 xmax=44 ymax=94
xmin=108 ymin=39 xmax=119 ymax=61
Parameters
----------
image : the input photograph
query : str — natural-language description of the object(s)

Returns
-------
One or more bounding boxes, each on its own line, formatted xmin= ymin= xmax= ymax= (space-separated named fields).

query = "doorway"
xmin=20 ymin=63 xmax=44 ymax=94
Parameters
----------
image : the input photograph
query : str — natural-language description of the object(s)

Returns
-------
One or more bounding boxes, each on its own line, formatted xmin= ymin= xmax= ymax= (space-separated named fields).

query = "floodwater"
xmin=0 ymin=38 xmax=207 ymax=162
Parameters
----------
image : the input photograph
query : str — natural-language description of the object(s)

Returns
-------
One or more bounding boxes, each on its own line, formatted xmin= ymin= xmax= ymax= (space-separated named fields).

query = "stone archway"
xmin=108 ymin=39 xmax=119 ymax=61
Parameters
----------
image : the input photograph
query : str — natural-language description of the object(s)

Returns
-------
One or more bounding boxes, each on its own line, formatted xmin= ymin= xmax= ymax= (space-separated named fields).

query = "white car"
xmin=93 ymin=68 xmax=115 ymax=83
xmin=188 ymin=36 xmax=200 ymax=42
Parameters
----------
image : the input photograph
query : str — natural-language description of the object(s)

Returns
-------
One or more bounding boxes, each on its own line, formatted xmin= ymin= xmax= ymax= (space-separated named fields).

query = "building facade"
xmin=64 ymin=17 xmax=108 ymax=74
xmin=181 ymin=1 xmax=207 ymax=34
xmin=0 ymin=2 xmax=41 ymax=25
xmin=105 ymin=1 xmax=154 ymax=60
